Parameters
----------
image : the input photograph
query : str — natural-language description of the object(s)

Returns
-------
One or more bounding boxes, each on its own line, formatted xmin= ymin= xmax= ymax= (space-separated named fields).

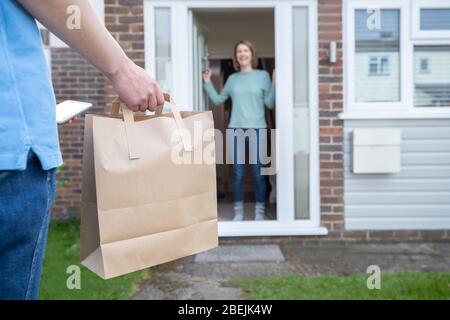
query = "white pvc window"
xmin=412 ymin=0 xmax=450 ymax=39
xmin=420 ymin=9 xmax=450 ymax=31
xmin=345 ymin=0 xmax=450 ymax=114
xmin=411 ymin=0 xmax=450 ymax=109
xmin=354 ymin=9 xmax=400 ymax=102
xmin=414 ymin=45 xmax=450 ymax=107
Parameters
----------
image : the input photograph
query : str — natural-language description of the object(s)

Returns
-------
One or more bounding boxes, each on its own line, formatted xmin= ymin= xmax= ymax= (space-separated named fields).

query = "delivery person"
xmin=0 ymin=0 xmax=164 ymax=300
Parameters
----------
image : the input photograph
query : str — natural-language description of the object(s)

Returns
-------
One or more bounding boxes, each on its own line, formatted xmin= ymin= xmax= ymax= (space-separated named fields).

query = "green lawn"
xmin=227 ymin=272 xmax=450 ymax=300
xmin=39 ymin=219 xmax=149 ymax=300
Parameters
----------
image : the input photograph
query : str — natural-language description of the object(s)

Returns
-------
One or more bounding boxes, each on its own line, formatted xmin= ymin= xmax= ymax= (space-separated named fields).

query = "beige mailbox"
xmin=353 ymin=128 xmax=401 ymax=174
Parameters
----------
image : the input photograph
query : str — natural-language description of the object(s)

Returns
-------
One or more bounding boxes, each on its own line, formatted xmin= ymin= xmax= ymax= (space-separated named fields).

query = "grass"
xmin=39 ymin=219 xmax=149 ymax=300
xmin=227 ymin=272 xmax=450 ymax=300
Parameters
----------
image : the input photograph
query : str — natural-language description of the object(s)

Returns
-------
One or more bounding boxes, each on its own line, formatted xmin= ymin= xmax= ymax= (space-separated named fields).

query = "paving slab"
xmin=194 ymin=244 xmax=285 ymax=263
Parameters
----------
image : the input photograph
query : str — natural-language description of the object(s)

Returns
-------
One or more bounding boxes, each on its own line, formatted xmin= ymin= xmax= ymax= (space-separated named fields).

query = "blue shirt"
xmin=0 ymin=0 xmax=62 ymax=171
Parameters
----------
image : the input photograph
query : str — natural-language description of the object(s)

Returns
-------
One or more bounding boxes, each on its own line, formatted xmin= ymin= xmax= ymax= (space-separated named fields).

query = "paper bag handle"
xmin=110 ymin=93 xmax=172 ymax=117
xmin=158 ymin=94 xmax=194 ymax=153
xmin=111 ymin=95 xmax=193 ymax=160
xmin=155 ymin=93 xmax=173 ymax=115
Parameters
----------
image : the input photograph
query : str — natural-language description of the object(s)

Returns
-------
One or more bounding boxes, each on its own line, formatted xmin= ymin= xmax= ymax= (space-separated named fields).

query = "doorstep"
xmin=218 ymin=222 xmax=328 ymax=237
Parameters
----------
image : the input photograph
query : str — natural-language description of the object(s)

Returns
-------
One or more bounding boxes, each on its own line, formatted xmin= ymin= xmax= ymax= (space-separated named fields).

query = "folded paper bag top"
xmin=80 ymin=95 xmax=218 ymax=279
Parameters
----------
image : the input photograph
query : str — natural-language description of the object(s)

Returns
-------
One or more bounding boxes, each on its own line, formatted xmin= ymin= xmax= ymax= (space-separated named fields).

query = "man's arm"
xmin=17 ymin=0 xmax=164 ymax=111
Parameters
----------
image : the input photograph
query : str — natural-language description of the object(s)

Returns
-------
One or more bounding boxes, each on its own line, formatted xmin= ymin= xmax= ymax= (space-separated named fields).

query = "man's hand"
xmin=109 ymin=59 xmax=164 ymax=112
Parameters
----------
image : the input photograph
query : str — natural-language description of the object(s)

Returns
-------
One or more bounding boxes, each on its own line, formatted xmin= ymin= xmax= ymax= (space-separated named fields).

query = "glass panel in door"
xmin=154 ymin=8 xmax=172 ymax=93
xmin=293 ymin=7 xmax=310 ymax=219
xmin=192 ymin=14 xmax=209 ymax=112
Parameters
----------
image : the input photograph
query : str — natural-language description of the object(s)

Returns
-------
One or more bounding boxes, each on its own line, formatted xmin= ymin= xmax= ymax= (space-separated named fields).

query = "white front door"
xmin=145 ymin=0 xmax=326 ymax=236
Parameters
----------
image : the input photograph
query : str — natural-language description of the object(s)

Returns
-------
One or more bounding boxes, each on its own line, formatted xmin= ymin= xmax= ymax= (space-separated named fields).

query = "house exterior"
xmin=48 ymin=0 xmax=450 ymax=241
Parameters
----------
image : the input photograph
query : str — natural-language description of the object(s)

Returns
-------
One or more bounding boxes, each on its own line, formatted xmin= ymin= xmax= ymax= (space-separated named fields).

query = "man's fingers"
xmin=155 ymin=89 xmax=165 ymax=106
xmin=147 ymin=94 xmax=157 ymax=112
xmin=126 ymin=103 xmax=139 ymax=112
xmin=139 ymin=98 xmax=148 ymax=112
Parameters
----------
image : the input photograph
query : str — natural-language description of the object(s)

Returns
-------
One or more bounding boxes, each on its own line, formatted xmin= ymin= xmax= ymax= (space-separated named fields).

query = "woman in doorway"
xmin=202 ymin=40 xmax=275 ymax=221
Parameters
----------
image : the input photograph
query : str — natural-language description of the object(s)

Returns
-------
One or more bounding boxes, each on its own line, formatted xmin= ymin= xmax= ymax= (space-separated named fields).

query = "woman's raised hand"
xmin=202 ymin=69 xmax=212 ymax=82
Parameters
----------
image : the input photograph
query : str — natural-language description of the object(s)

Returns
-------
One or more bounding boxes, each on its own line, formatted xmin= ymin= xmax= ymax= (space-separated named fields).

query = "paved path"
xmin=133 ymin=241 xmax=450 ymax=300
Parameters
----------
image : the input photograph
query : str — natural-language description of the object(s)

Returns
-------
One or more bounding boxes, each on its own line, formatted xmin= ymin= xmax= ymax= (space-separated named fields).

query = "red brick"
xmin=342 ymin=231 xmax=368 ymax=240
xmin=320 ymin=127 xmax=342 ymax=135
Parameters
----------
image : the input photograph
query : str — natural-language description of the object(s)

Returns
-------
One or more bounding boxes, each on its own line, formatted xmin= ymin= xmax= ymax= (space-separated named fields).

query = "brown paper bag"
xmin=80 ymin=95 xmax=218 ymax=279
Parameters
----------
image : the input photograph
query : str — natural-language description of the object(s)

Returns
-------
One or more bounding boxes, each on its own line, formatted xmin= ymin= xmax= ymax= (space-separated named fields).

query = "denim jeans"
xmin=0 ymin=151 xmax=56 ymax=300
xmin=230 ymin=128 xmax=267 ymax=204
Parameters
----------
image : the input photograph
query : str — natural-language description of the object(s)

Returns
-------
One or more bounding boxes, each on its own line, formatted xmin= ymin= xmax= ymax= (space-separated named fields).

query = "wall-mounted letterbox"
xmin=353 ymin=128 xmax=401 ymax=174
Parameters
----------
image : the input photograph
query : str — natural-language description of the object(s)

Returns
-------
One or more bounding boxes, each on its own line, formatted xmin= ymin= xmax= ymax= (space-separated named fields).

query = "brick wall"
xmin=51 ymin=48 xmax=106 ymax=218
xmin=104 ymin=0 xmax=145 ymax=107
xmin=318 ymin=0 xmax=345 ymax=237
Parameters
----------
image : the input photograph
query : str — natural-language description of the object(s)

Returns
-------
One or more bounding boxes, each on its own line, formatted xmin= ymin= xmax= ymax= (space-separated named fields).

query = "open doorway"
xmin=190 ymin=8 xmax=276 ymax=222
xmin=145 ymin=0 xmax=323 ymax=236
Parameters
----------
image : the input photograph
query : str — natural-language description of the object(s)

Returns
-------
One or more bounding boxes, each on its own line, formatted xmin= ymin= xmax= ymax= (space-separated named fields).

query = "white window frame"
xmin=412 ymin=0 xmax=450 ymax=39
xmin=345 ymin=0 xmax=410 ymax=113
xmin=411 ymin=40 xmax=450 ymax=110
xmin=342 ymin=0 xmax=450 ymax=119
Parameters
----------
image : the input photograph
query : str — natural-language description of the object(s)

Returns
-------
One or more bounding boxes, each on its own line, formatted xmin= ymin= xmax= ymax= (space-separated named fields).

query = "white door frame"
xmin=144 ymin=0 xmax=326 ymax=236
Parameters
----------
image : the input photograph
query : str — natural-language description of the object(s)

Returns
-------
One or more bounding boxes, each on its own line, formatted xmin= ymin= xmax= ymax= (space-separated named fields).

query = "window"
xmin=412 ymin=0 xmax=450 ymax=39
xmin=420 ymin=9 xmax=450 ymax=31
xmin=420 ymin=58 xmax=429 ymax=73
xmin=413 ymin=0 xmax=450 ymax=108
xmin=414 ymin=46 xmax=450 ymax=107
xmin=354 ymin=9 xmax=400 ymax=103
xmin=346 ymin=0 xmax=450 ymax=113
xmin=368 ymin=56 xmax=390 ymax=76
xmin=380 ymin=57 xmax=390 ymax=74
xmin=368 ymin=57 xmax=378 ymax=75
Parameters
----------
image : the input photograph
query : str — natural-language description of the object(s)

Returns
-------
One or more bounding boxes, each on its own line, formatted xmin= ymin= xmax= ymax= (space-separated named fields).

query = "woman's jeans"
xmin=0 ymin=151 xmax=56 ymax=300
xmin=230 ymin=128 xmax=267 ymax=204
